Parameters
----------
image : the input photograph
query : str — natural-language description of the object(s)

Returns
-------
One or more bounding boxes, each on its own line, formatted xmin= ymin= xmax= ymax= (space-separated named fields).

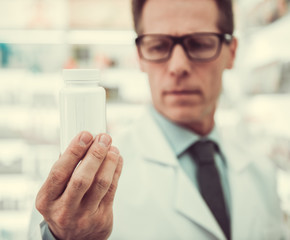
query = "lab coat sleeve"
xmin=28 ymin=205 xmax=56 ymax=240
xmin=39 ymin=221 xmax=57 ymax=240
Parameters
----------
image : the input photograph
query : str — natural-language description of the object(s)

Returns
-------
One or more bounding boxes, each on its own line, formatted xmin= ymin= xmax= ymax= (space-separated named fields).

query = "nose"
xmin=168 ymin=44 xmax=191 ymax=78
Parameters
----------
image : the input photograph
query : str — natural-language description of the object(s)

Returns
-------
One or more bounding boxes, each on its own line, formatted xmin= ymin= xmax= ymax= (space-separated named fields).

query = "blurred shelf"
xmin=0 ymin=29 xmax=64 ymax=44
xmin=0 ymin=29 xmax=136 ymax=45
xmin=68 ymin=30 xmax=136 ymax=45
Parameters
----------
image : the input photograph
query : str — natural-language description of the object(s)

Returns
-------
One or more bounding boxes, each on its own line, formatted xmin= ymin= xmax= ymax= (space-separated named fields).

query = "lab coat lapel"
xmin=228 ymin=169 xmax=255 ymax=240
xmin=174 ymin=167 xmax=226 ymax=239
xmin=136 ymin=111 xmax=226 ymax=240
xmin=221 ymin=135 xmax=259 ymax=240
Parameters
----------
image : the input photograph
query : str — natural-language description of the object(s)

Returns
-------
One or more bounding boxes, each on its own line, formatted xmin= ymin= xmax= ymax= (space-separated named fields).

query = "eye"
xmin=140 ymin=36 xmax=171 ymax=53
xmin=145 ymin=39 xmax=171 ymax=54
xmin=185 ymin=37 xmax=217 ymax=51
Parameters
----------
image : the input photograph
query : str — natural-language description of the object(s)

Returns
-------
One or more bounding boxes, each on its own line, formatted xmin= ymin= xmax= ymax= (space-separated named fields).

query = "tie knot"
xmin=189 ymin=140 xmax=216 ymax=165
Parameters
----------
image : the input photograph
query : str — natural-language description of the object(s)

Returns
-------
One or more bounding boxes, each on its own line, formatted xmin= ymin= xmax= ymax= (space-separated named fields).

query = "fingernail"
xmin=80 ymin=132 xmax=93 ymax=146
xmin=99 ymin=134 xmax=111 ymax=147
xmin=110 ymin=146 xmax=119 ymax=154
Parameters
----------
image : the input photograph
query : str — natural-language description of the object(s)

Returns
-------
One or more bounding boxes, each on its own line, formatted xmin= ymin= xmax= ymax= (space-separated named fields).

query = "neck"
xmin=181 ymin=117 xmax=214 ymax=136
xmin=180 ymin=110 xmax=215 ymax=136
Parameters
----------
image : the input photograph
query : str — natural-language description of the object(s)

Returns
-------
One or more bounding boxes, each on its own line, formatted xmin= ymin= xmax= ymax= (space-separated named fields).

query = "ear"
xmin=136 ymin=47 xmax=146 ymax=72
xmin=226 ymin=37 xmax=238 ymax=69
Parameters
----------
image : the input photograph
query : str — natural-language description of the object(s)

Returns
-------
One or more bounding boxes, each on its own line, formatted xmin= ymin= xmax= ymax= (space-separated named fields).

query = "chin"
xmin=164 ymin=106 xmax=203 ymax=126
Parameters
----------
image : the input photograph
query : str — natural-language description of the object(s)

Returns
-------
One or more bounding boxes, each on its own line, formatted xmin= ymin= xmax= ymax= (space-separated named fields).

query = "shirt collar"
xmin=149 ymin=105 xmax=222 ymax=157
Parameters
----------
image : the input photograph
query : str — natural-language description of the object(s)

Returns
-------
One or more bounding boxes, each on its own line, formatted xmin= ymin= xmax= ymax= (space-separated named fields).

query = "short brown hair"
xmin=131 ymin=0 xmax=234 ymax=35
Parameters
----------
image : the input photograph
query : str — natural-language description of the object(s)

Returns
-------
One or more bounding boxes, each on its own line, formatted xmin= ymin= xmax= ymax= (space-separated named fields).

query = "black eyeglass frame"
xmin=135 ymin=32 xmax=233 ymax=63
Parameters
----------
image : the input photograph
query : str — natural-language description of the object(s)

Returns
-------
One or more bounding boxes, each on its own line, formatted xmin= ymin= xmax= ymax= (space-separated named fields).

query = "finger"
xmin=62 ymin=134 xmax=112 ymax=207
xmin=101 ymin=155 xmax=123 ymax=206
xmin=83 ymin=146 xmax=121 ymax=209
xmin=37 ymin=131 xmax=94 ymax=203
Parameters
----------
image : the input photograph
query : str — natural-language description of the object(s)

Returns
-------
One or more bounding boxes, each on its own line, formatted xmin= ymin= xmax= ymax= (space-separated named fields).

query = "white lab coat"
xmin=28 ymin=108 xmax=287 ymax=240
xmin=110 ymin=109 xmax=286 ymax=240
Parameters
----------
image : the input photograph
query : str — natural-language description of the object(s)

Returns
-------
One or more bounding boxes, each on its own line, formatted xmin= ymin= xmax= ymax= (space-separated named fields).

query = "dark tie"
xmin=189 ymin=140 xmax=231 ymax=240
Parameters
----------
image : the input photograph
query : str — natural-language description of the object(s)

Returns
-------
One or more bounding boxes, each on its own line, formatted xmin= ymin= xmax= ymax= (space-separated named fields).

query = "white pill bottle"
xmin=60 ymin=69 xmax=106 ymax=154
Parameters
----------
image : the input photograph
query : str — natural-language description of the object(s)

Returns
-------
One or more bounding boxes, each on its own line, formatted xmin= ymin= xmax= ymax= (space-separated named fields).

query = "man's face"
xmin=138 ymin=0 xmax=237 ymax=134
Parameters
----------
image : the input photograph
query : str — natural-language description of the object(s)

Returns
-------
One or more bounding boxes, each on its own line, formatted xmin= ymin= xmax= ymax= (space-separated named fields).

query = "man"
xmin=29 ymin=0 xmax=287 ymax=239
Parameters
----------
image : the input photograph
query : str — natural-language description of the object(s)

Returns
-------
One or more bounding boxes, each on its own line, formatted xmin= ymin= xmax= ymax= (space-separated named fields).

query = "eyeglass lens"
xmin=184 ymin=35 xmax=219 ymax=59
xmin=139 ymin=36 xmax=172 ymax=60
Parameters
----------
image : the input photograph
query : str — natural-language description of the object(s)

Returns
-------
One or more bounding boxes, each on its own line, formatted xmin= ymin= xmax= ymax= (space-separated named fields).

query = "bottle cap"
xmin=63 ymin=69 xmax=100 ymax=81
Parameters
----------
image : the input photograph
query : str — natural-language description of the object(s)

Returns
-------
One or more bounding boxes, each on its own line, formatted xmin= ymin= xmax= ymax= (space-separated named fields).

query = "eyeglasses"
xmin=135 ymin=32 xmax=233 ymax=63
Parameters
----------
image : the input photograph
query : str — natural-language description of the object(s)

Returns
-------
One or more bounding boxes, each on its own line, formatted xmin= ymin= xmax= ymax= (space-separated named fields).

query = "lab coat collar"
xmin=138 ymin=106 xmax=255 ymax=171
xmin=135 ymin=108 xmax=179 ymax=167
xmin=217 ymin=126 xmax=255 ymax=173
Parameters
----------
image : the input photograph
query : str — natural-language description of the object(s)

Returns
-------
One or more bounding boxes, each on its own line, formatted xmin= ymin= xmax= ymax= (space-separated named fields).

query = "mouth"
xmin=169 ymin=90 xmax=201 ymax=95
xmin=165 ymin=89 xmax=202 ymax=96
xmin=164 ymin=89 xmax=203 ymax=104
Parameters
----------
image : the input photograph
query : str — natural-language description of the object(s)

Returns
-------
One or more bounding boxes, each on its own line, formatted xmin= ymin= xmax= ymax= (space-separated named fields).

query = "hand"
xmin=36 ymin=131 xmax=123 ymax=240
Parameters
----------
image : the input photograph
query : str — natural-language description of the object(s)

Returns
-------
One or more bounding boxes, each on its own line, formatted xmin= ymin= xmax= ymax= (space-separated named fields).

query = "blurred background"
xmin=0 ymin=0 xmax=290 ymax=239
